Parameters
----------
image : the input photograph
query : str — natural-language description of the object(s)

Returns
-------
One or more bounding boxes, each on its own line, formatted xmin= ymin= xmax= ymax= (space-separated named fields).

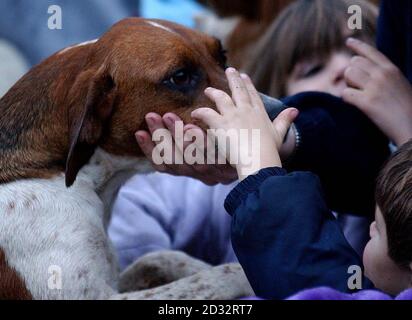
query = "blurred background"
xmin=0 ymin=0 xmax=380 ymax=97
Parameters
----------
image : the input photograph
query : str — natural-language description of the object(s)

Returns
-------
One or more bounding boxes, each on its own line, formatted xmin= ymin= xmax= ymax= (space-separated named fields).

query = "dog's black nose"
xmin=260 ymin=93 xmax=288 ymax=120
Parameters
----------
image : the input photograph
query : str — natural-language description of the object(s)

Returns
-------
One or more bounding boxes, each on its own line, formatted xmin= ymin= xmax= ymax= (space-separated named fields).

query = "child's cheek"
xmin=362 ymin=239 xmax=375 ymax=281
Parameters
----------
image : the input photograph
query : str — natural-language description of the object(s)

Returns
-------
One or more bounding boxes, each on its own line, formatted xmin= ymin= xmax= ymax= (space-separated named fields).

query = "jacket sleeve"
xmin=225 ymin=167 xmax=373 ymax=300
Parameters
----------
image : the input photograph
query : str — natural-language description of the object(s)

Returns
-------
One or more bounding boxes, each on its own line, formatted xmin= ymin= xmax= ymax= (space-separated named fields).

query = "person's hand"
xmin=343 ymin=38 xmax=412 ymax=146
xmin=191 ymin=68 xmax=298 ymax=180
xmin=135 ymin=113 xmax=237 ymax=185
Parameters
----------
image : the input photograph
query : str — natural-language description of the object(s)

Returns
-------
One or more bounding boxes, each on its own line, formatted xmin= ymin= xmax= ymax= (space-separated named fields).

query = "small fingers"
xmin=226 ymin=67 xmax=252 ymax=108
xmin=191 ymin=107 xmax=222 ymax=128
xmin=184 ymin=124 xmax=204 ymax=150
xmin=135 ymin=130 xmax=167 ymax=172
xmin=163 ymin=113 xmax=185 ymax=155
xmin=342 ymin=87 xmax=367 ymax=111
xmin=163 ymin=113 xmax=182 ymax=133
xmin=240 ymin=73 xmax=264 ymax=109
xmin=145 ymin=113 xmax=165 ymax=135
xmin=204 ymin=87 xmax=235 ymax=115
xmin=346 ymin=38 xmax=390 ymax=66
xmin=344 ymin=66 xmax=370 ymax=89
xmin=273 ymin=108 xmax=299 ymax=142
xmin=349 ymin=55 xmax=375 ymax=74
xmin=135 ymin=130 xmax=153 ymax=155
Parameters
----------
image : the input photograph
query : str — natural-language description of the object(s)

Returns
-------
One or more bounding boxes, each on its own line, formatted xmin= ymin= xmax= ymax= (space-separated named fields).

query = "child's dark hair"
xmin=375 ymin=140 xmax=412 ymax=268
xmin=245 ymin=0 xmax=378 ymax=97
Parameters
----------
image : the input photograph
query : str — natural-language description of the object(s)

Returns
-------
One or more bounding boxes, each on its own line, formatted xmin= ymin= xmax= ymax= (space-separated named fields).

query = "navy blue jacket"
xmin=377 ymin=0 xmax=412 ymax=83
xmin=225 ymin=167 xmax=374 ymax=300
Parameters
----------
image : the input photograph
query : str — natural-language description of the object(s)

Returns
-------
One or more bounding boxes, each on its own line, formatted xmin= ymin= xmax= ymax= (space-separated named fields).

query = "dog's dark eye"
xmin=170 ymin=70 xmax=191 ymax=86
xmin=163 ymin=68 xmax=200 ymax=93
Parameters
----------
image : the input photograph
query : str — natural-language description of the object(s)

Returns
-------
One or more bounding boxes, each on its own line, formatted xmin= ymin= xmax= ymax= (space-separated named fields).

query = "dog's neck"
xmin=80 ymin=148 xmax=153 ymax=227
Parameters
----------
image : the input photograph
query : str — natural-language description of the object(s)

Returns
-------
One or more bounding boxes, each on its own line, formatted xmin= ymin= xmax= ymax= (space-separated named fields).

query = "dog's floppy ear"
xmin=65 ymin=65 xmax=116 ymax=187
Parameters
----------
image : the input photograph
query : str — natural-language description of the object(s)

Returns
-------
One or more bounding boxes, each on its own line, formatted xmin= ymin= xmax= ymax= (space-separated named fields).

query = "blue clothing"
xmin=288 ymin=287 xmax=412 ymax=300
xmin=0 ymin=0 xmax=139 ymax=65
xmin=0 ymin=0 xmax=204 ymax=66
xmin=225 ymin=167 xmax=374 ymax=300
xmin=140 ymin=0 xmax=205 ymax=28
xmin=109 ymin=173 xmax=237 ymax=270
xmin=377 ymin=0 xmax=412 ymax=82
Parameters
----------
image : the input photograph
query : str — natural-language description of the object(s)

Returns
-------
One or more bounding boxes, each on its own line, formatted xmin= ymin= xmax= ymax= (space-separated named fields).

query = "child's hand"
xmin=191 ymin=68 xmax=298 ymax=180
xmin=343 ymin=38 xmax=412 ymax=146
xmin=135 ymin=113 xmax=238 ymax=185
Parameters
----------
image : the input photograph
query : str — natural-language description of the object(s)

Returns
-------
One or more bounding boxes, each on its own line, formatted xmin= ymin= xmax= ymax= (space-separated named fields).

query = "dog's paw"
xmin=118 ymin=250 xmax=211 ymax=292
xmin=112 ymin=263 xmax=254 ymax=300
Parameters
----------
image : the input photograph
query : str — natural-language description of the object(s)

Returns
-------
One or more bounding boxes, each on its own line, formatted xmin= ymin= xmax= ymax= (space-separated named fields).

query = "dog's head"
xmin=64 ymin=18 xmax=230 ymax=186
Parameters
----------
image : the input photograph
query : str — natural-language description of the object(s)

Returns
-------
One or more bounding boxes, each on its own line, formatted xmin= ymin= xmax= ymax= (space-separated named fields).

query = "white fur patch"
xmin=58 ymin=39 xmax=98 ymax=55
xmin=0 ymin=148 xmax=152 ymax=299
xmin=146 ymin=21 xmax=176 ymax=35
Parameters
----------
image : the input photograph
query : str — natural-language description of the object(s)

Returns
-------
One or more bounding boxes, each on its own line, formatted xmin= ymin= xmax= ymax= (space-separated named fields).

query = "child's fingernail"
xmin=163 ymin=116 xmax=173 ymax=127
xmin=135 ymin=132 xmax=145 ymax=144
xmin=226 ymin=67 xmax=236 ymax=73
xmin=240 ymin=73 xmax=249 ymax=79
xmin=184 ymin=124 xmax=196 ymax=131
xmin=146 ymin=117 xmax=155 ymax=125
xmin=347 ymin=37 xmax=358 ymax=44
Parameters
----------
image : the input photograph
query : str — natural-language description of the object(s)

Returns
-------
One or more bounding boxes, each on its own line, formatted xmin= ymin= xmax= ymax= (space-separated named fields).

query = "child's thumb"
xmin=272 ymin=108 xmax=299 ymax=141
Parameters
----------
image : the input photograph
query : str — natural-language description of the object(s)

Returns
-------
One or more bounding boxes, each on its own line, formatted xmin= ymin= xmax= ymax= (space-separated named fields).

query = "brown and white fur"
xmin=0 ymin=18 xmax=254 ymax=300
